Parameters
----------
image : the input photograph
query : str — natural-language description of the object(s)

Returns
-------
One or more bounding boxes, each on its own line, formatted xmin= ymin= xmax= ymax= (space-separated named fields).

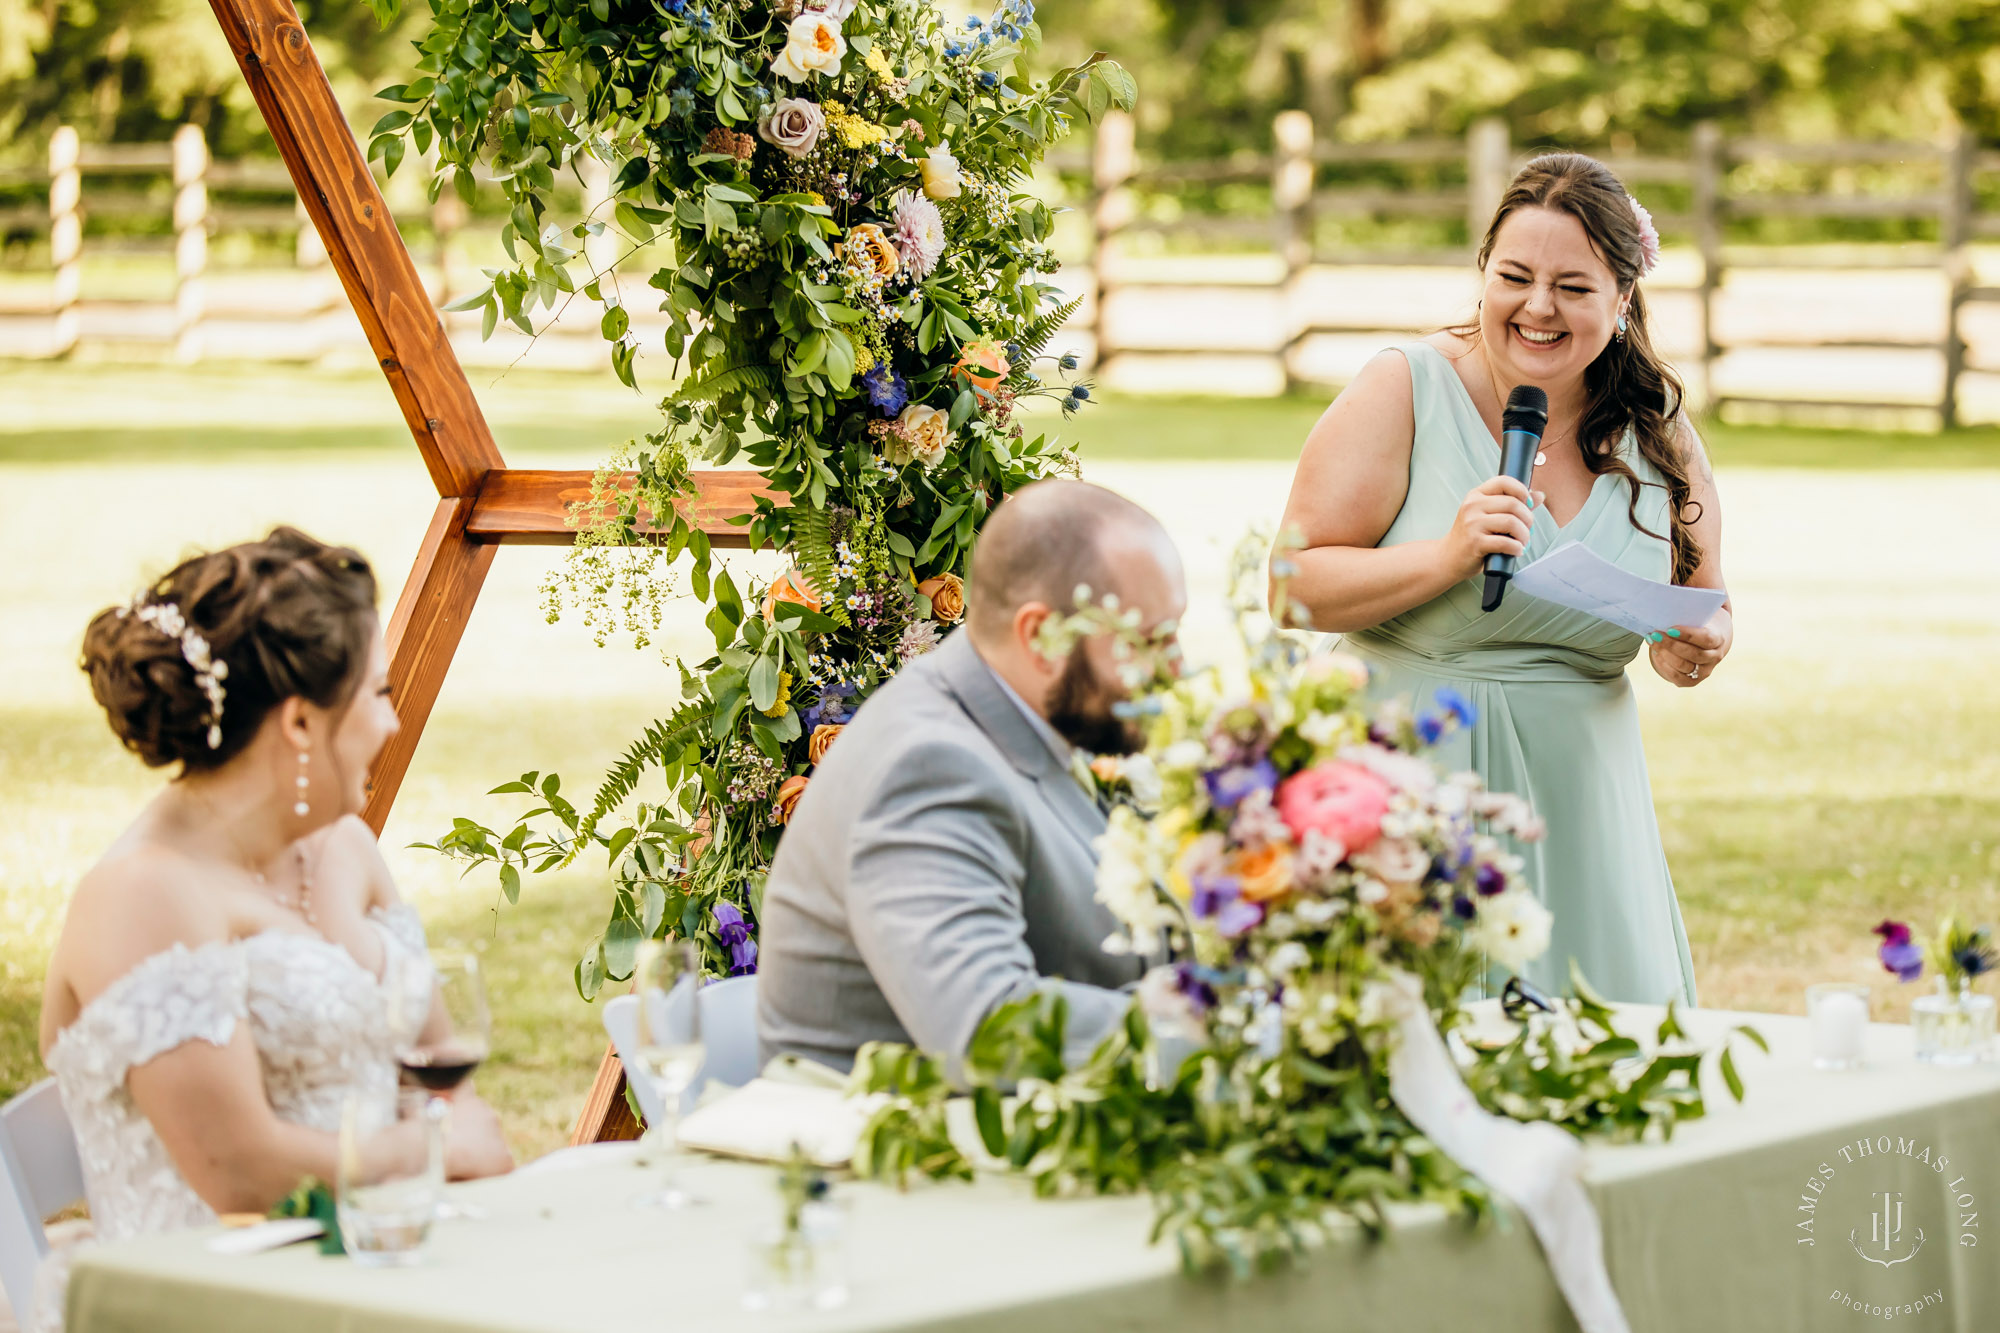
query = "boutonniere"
xmin=1078 ymin=753 xmax=1162 ymax=815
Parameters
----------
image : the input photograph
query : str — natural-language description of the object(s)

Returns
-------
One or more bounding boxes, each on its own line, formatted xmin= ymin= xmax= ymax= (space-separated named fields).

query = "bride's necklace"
xmin=187 ymin=791 xmax=318 ymax=926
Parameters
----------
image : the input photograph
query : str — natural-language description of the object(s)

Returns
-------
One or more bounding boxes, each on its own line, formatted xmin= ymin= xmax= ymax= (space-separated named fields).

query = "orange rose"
xmin=808 ymin=723 xmax=843 ymax=765
xmin=845 ymin=223 xmax=900 ymax=279
xmin=916 ymin=572 xmax=965 ymax=624
xmin=762 ymin=568 xmax=822 ymax=623
xmin=1089 ymin=756 xmax=1122 ymax=786
xmin=1232 ymin=843 xmax=1296 ymax=904
xmin=774 ymin=774 xmax=809 ymax=824
xmin=953 ymin=339 xmax=1008 ymax=394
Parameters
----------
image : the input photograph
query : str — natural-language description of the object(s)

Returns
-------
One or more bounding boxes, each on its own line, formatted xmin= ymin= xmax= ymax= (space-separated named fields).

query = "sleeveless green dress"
xmin=1341 ymin=342 xmax=1698 ymax=1007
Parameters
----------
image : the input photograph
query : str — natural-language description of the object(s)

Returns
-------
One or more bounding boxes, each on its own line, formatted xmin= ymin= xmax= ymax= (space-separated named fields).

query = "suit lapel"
xmin=931 ymin=631 xmax=1107 ymax=856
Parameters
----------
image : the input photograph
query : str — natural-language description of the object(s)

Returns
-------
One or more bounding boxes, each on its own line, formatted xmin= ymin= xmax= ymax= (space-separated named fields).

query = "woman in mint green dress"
xmin=1276 ymin=154 xmax=1733 ymax=1007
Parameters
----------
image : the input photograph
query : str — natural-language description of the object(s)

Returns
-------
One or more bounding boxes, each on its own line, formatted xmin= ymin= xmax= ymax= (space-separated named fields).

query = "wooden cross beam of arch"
xmin=206 ymin=0 xmax=775 ymax=1145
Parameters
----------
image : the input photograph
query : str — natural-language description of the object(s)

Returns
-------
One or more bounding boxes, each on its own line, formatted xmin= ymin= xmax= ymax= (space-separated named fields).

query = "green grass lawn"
xmin=3 ymin=360 xmax=1997 ymax=1163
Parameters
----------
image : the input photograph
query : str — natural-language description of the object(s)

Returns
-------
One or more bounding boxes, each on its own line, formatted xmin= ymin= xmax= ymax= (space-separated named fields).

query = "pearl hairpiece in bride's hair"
xmin=117 ymin=598 xmax=230 ymax=748
xmin=1628 ymin=195 xmax=1661 ymax=276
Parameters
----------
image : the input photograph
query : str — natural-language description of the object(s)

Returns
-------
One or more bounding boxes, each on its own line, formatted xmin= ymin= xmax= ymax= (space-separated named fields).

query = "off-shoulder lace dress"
xmin=30 ymin=906 xmax=431 ymax=1332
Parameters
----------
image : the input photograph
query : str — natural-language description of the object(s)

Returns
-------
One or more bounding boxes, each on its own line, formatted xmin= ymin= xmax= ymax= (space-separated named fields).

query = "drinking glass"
xmin=388 ymin=948 xmax=492 ymax=1220
xmin=631 ymin=937 xmax=706 ymax=1209
xmin=337 ymin=1090 xmax=439 ymax=1267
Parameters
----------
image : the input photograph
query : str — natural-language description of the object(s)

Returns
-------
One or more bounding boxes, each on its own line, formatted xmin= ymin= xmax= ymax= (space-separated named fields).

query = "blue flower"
xmin=1452 ymin=894 xmax=1477 ymax=920
xmin=1203 ymin=758 xmax=1277 ymax=810
xmin=965 ymin=13 xmax=981 ymax=25
xmin=862 ymin=364 xmax=909 ymax=416
xmin=1070 ymin=383 xmax=1090 ymax=401
xmin=1415 ymin=713 xmax=1445 ymax=745
xmin=713 ymin=902 xmax=758 ymax=976
xmin=1434 ymin=686 xmax=1477 ymax=729
xmin=1058 ymin=351 xmax=1079 ymax=371
xmin=979 ymin=70 xmax=999 ymax=88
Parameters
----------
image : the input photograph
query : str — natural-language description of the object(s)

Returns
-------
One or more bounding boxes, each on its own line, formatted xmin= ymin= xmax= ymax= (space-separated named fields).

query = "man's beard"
xmin=1046 ymin=649 xmax=1141 ymax=756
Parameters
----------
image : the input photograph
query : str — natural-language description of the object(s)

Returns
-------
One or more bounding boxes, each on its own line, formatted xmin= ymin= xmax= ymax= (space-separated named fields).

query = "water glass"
xmin=631 ymin=937 xmax=706 ymax=1210
xmin=1913 ymin=980 xmax=1996 ymax=1065
xmin=1806 ymin=983 xmax=1870 ymax=1070
xmin=337 ymin=1091 xmax=442 ymax=1267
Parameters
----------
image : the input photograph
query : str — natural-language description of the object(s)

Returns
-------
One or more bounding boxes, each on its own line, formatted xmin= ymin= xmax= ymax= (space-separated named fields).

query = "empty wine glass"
xmin=631 ymin=937 xmax=706 ymax=1210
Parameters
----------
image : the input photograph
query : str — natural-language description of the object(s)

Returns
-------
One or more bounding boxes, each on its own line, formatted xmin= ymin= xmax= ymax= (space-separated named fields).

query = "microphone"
xmin=1480 ymin=385 xmax=1549 ymax=613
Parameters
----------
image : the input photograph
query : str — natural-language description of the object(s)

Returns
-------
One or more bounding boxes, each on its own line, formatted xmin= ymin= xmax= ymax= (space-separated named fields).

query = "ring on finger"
xmin=1686 ymin=663 xmax=1700 ymax=679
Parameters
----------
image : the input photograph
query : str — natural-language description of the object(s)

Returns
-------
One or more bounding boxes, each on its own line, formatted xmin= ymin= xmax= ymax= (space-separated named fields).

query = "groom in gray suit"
xmin=756 ymin=479 xmax=1185 ymax=1074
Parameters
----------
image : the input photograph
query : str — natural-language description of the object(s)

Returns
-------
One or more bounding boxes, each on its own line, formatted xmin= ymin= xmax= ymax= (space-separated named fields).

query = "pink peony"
xmin=1274 ymin=761 xmax=1392 ymax=855
xmin=890 ymin=189 xmax=945 ymax=278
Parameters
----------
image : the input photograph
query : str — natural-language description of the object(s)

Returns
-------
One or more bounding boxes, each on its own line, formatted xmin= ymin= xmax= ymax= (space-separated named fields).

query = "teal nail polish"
xmin=1666 ymin=629 xmax=1682 ymax=638
xmin=1646 ymin=632 xmax=1661 ymax=643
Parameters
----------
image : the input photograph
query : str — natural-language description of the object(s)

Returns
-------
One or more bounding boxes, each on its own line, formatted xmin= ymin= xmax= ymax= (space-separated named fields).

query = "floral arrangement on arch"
xmin=386 ymin=0 xmax=1136 ymax=994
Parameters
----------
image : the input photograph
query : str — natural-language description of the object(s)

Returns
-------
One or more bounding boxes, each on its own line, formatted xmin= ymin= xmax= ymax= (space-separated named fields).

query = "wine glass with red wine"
xmin=390 ymin=948 xmax=492 ymax=1221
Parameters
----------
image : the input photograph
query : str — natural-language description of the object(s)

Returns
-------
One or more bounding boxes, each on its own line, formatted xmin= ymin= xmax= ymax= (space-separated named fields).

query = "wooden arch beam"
xmin=205 ymin=0 xmax=777 ymax=842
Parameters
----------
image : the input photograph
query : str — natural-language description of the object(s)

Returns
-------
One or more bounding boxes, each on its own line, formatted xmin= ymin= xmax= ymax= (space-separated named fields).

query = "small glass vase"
xmin=1912 ymin=977 xmax=1996 ymax=1065
xmin=742 ymin=1197 xmax=849 ymax=1313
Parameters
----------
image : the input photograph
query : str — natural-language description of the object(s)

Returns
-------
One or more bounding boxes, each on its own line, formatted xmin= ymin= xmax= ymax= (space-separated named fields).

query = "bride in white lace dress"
xmin=30 ymin=528 xmax=513 ymax=1331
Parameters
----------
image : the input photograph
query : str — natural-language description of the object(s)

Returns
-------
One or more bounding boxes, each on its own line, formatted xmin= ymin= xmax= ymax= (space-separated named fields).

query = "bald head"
xmin=966 ymin=479 xmax=1182 ymax=644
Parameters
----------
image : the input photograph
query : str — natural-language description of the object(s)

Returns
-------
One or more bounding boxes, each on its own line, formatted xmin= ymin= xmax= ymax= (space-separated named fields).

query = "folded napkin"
xmin=677 ymin=1077 xmax=889 ymax=1167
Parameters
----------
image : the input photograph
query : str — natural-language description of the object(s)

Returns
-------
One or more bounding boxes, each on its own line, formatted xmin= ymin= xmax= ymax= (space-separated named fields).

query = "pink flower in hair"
xmin=1628 ymin=195 xmax=1661 ymax=275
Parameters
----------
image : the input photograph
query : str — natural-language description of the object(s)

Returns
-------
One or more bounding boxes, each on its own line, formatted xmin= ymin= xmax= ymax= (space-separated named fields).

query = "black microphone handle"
xmin=1480 ymin=426 xmax=1543 ymax=612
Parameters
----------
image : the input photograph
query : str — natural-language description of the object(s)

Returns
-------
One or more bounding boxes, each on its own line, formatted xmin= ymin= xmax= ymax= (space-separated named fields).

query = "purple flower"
xmin=1434 ymin=687 xmax=1477 ymax=729
xmin=1474 ymin=863 xmax=1507 ymax=896
xmin=1215 ymin=898 xmax=1264 ymax=939
xmin=800 ymin=683 xmax=856 ymax=733
xmin=863 ymin=364 xmax=909 ymax=416
xmin=1174 ymin=962 xmax=1218 ymax=1013
xmin=1204 ymin=758 xmax=1278 ymax=811
xmin=1452 ymin=893 xmax=1476 ymax=920
xmin=713 ymin=902 xmax=758 ymax=976
xmin=1874 ymin=920 xmax=1922 ymax=982
xmin=1189 ymin=872 xmax=1242 ymax=921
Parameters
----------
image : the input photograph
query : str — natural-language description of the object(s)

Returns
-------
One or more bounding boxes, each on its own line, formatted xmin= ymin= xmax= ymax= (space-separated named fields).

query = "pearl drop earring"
xmin=294 ymin=748 xmax=311 ymax=818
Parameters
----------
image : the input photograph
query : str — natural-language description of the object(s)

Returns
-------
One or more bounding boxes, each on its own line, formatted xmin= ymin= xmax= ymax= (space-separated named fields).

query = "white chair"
xmin=0 ymin=1080 xmax=85 ymax=1329
xmin=602 ymin=973 xmax=761 ymax=1127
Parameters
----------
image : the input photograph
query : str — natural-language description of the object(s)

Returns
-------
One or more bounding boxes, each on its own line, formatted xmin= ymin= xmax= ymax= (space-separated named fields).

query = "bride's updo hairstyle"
xmin=81 ymin=527 xmax=378 ymax=773
xmin=1467 ymin=153 xmax=1704 ymax=584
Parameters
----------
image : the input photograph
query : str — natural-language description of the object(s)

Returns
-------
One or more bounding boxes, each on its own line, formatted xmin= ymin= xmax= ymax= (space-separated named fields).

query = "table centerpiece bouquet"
xmin=851 ymin=536 xmax=1764 ymax=1276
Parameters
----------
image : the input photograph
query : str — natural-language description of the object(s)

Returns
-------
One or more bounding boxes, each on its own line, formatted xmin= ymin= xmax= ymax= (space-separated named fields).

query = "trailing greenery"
xmin=850 ymin=977 xmax=1765 ymax=1275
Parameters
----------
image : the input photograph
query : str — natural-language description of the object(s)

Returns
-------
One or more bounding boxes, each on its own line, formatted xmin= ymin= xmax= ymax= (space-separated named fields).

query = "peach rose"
xmin=1231 ymin=843 xmax=1296 ymax=904
xmin=916 ymin=572 xmax=965 ymax=623
xmin=1274 ymin=760 xmax=1391 ymax=854
xmin=762 ymin=568 xmax=822 ymax=623
xmin=808 ymin=723 xmax=843 ymax=764
xmin=771 ymin=12 xmax=846 ymax=82
xmin=953 ymin=339 xmax=1008 ymax=393
xmin=888 ymin=403 xmax=951 ymax=468
xmin=845 ymin=222 xmax=900 ymax=279
xmin=774 ymin=774 xmax=809 ymax=824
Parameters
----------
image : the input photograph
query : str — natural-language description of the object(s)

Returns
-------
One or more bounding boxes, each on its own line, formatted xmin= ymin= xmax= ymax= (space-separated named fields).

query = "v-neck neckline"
xmin=1422 ymin=343 xmax=1614 ymax=535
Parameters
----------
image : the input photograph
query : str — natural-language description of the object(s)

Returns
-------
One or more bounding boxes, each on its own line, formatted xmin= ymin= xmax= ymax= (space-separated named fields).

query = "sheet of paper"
xmin=1509 ymin=541 xmax=1726 ymax=637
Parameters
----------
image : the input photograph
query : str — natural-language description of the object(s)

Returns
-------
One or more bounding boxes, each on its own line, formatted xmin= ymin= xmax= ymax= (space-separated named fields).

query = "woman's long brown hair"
xmin=1452 ymin=153 xmax=1703 ymax=583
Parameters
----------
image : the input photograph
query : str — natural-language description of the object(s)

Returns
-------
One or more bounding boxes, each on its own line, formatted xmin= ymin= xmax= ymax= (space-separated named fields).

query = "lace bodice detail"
xmin=42 ymin=906 xmax=430 ymax=1248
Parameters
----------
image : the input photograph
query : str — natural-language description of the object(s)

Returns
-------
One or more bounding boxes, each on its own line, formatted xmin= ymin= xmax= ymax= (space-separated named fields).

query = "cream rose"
xmin=771 ymin=12 xmax=847 ymax=82
xmin=888 ymin=403 xmax=951 ymax=468
xmin=918 ymin=145 xmax=962 ymax=199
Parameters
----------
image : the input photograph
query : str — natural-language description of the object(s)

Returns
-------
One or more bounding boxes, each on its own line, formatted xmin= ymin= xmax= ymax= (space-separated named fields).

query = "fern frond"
xmin=565 ymin=701 xmax=710 ymax=864
xmin=1015 ymin=294 xmax=1083 ymax=365
xmin=788 ymin=507 xmax=850 ymax=628
xmin=669 ymin=363 xmax=784 ymax=405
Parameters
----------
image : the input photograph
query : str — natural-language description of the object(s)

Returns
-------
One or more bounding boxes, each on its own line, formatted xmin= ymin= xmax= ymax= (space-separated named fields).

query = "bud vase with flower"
xmin=1878 ymin=916 xmax=1998 ymax=1064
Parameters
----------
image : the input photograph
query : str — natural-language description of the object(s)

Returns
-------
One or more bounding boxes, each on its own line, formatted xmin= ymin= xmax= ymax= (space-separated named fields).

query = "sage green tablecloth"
xmin=66 ymin=1005 xmax=2000 ymax=1333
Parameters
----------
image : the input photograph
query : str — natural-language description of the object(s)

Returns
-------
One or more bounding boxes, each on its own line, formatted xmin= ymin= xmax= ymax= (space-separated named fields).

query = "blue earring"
xmin=1615 ymin=313 xmax=1628 ymax=340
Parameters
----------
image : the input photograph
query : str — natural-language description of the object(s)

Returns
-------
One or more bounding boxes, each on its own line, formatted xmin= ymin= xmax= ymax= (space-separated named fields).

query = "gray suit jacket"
xmin=756 ymin=630 xmax=1142 ymax=1073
